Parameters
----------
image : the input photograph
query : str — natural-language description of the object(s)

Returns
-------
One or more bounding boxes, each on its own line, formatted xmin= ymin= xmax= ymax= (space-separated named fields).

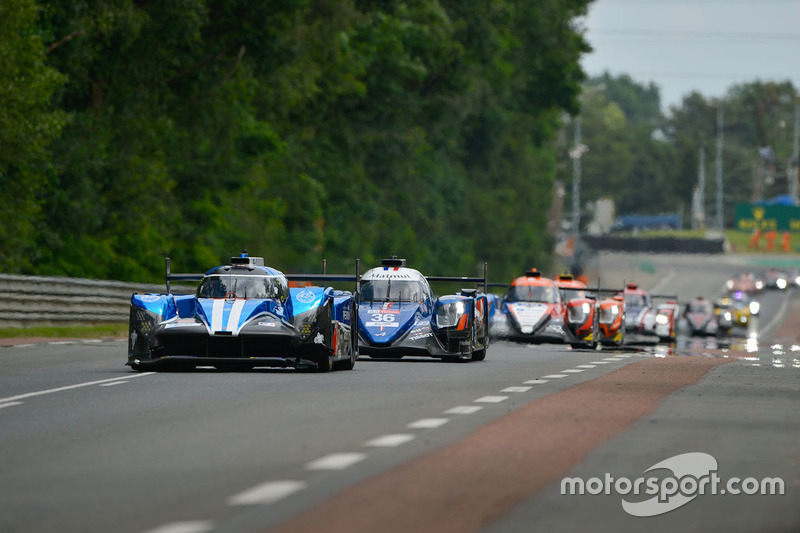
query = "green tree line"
xmin=562 ymin=73 xmax=800 ymax=230
xmin=1 ymin=0 xmax=591 ymax=283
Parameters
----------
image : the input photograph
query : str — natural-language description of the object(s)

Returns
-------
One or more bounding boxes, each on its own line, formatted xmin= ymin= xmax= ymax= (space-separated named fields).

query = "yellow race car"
xmin=714 ymin=292 xmax=760 ymax=334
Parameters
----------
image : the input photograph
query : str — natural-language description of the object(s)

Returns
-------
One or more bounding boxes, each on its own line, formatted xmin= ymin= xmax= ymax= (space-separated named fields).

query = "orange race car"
xmin=555 ymin=274 xmax=625 ymax=349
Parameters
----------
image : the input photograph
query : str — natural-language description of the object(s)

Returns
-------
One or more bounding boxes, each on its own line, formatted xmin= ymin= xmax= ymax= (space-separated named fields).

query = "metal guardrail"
xmin=0 ymin=274 xmax=190 ymax=328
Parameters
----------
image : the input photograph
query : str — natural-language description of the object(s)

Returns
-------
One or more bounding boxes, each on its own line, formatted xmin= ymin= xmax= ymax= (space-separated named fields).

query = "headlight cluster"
xmin=437 ymin=301 xmax=465 ymax=328
xmin=567 ymin=302 xmax=592 ymax=323
xmin=655 ymin=314 xmax=669 ymax=325
xmin=749 ymin=301 xmax=760 ymax=314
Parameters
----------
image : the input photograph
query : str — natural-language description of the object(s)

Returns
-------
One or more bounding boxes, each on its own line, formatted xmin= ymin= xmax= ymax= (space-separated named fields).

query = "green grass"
xmin=0 ymin=323 xmax=127 ymax=339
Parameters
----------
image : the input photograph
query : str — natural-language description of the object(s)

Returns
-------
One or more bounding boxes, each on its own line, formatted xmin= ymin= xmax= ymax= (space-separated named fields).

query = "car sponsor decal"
xmin=140 ymin=294 xmax=161 ymax=302
xmin=258 ymin=322 xmax=277 ymax=327
xmin=508 ymin=303 xmax=549 ymax=334
xmin=296 ymin=290 xmax=316 ymax=304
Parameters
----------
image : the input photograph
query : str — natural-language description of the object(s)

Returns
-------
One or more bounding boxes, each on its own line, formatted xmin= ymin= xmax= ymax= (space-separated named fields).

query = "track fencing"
xmin=0 ymin=274 xmax=189 ymax=328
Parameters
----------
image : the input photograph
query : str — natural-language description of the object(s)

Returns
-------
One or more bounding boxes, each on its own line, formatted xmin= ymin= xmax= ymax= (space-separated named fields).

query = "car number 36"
xmin=369 ymin=314 xmax=396 ymax=322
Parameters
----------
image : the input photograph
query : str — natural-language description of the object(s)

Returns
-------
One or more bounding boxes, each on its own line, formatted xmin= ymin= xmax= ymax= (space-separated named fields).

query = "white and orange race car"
xmin=617 ymin=282 xmax=677 ymax=343
xmin=489 ymin=269 xmax=568 ymax=344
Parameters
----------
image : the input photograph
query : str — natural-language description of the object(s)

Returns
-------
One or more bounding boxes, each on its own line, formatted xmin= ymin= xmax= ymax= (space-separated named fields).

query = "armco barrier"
xmin=581 ymin=236 xmax=726 ymax=254
xmin=0 ymin=274 xmax=191 ymax=328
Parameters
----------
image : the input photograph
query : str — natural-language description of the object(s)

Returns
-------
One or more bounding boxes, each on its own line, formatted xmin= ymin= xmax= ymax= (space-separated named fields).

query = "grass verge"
xmin=0 ymin=323 xmax=127 ymax=339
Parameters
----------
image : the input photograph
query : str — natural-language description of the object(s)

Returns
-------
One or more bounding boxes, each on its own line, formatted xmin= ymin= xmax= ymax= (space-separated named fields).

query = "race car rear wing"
xmin=425 ymin=261 xmax=489 ymax=294
xmin=164 ymin=257 xmax=362 ymax=294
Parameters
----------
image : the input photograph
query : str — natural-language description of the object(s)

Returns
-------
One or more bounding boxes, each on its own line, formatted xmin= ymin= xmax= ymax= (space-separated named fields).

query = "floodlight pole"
xmin=715 ymin=105 xmax=724 ymax=231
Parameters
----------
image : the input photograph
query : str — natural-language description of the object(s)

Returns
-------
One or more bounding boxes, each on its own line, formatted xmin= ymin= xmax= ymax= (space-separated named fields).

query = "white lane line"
xmin=306 ymin=453 xmax=366 ymax=471
xmin=590 ymin=361 xmax=611 ymax=364
xmin=0 ymin=373 xmax=156 ymax=404
xmin=82 ymin=339 xmax=102 ymax=343
xmin=603 ymin=358 xmax=622 ymax=361
xmin=365 ymin=434 xmax=415 ymax=447
xmin=408 ymin=418 xmax=450 ymax=429
xmin=524 ymin=379 xmax=550 ymax=384
xmin=615 ymin=354 xmax=632 ymax=358
xmin=0 ymin=402 xmax=23 ymax=410
xmin=561 ymin=369 xmax=584 ymax=374
xmin=474 ymin=396 xmax=508 ymax=403
xmin=542 ymin=374 xmax=568 ymax=379
xmin=761 ymin=289 xmax=793 ymax=335
xmin=445 ymin=405 xmax=483 ymax=415
xmin=501 ymin=386 xmax=532 ymax=393
xmin=228 ymin=480 xmax=306 ymax=505
xmin=140 ymin=521 xmax=215 ymax=533
xmin=576 ymin=364 xmax=596 ymax=369
xmin=12 ymin=344 xmax=35 ymax=349
xmin=100 ymin=381 xmax=128 ymax=387
xmin=48 ymin=341 xmax=77 ymax=345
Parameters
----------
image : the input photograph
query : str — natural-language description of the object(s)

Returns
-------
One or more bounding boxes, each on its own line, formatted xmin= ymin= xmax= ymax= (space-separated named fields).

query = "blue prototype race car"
xmin=128 ymin=253 xmax=358 ymax=372
xmin=358 ymin=257 xmax=489 ymax=361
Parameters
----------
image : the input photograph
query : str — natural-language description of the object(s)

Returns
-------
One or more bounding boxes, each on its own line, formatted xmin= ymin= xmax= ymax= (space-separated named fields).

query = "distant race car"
xmin=358 ymin=257 xmax=489 ymax=361
xmin=762 ymin=268 xmax=789 ymax=290
xmin=128 ymin=253 xmax=358 ymax=372
xmin=554 ymin=274 xmax=625 ymax=349
xmin=618 ymin=282 xmax=676 ymax=343
xmin=489 ymin=269 xmax=569 ymax=344
xmin=714 ymin=291 xmax=759 ymax=333
xmin=682 ymin=296 xmax=718 ymax=336
xmin=726 ymin=272 xmax=763 ymax=293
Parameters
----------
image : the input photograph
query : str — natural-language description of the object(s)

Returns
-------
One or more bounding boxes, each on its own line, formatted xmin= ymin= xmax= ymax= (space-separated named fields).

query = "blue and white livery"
xmin=128 ymin=254 xmax=358 ymax=372
xmin=357 ymin=257 xmax=489 ymax=361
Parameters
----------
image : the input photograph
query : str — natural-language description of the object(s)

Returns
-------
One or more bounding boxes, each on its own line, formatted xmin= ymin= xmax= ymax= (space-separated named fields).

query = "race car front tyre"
xmin=313 ymin=352 xmax=333 ymax=373
xmin=333 ymin=344 xmax=356 ymax=371
xmin=471 ymin=349 xmax=486 ymax=361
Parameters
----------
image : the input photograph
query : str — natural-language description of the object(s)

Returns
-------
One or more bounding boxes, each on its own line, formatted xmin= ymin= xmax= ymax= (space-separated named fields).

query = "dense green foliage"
xmin=562 ymin=73 xmax=800 ymax=230
xmin=2 ymin=0 xmax=591 ymax=282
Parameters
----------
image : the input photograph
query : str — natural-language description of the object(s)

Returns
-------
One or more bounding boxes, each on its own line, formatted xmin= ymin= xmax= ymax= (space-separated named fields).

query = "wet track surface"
xmin=1 ymin=253 xmax=798 ymax=533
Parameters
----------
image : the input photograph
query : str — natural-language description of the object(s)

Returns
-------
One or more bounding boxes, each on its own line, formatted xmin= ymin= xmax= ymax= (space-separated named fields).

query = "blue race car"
xmin=357 ymin=257 xmax=489 ymax=361
xmin=128 ymin=253 xmax=358 ymax=372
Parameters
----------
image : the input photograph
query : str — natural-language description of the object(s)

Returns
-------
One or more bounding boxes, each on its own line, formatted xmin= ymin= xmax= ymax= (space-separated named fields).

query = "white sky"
xmin=580 ymin=0 xmax=800 ymax=112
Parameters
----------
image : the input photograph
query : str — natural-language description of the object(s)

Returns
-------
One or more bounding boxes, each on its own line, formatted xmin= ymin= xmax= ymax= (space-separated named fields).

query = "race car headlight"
xmin=437 ymin=301 xmax=465 ymax=328
xmin=726 ymin=280 xmax=734 ymax=290
xmin=756 ymin=280 xmax=764 ymax=289
xmin=749 ymin=301 xmax=760 ymax=314
xmin=655 ymin=314 xmax=669 ymax=325
xmin=723 ymin=312 xmax=732 ymax=321
xmin=581 ymin=302 xmax=591 ymax=315
xmin=777 ymin=278 xmax=787 ymax=289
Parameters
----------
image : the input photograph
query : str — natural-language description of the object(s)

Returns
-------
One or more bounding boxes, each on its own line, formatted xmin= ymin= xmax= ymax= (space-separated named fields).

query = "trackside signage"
xmin=735 ymin=203 xmax=800 ymax=232
xmin=561 ymin=452 xmax=785 ymax=517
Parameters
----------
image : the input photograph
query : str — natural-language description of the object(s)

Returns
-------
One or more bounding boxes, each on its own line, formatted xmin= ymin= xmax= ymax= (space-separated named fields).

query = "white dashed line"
xmin=524 ymin=379 xmax=550 ymax=384
xmin=445 ymin=405 xmax=483 ymax=415
xmin=12 ymin=344 xmax=35 ymax=349
xmin=228 ymin=480 xmax=307 ymax=505
xmin=576 ymin=364 xmax=596 ymax=369
xmin=82 ymin=339 xmax=102 ymax=343
xmin=501 ymin=386 xmax=532 ymax=393
xmin=48 ymin=341 xmax=77 ymax=345
xmin=474 ymin=396 xmax=509 ymax=403
xmin=561 ymin=369 xmax=584 ymax=373
xmin=542 ymin=374 xmax=568 ymax=379
xmin=590 ymin=361 xmax=611 ymax=364
xmin=0 ymin=373 xmax=155 ymax=404
xmin=306 ymin=453 xmax=366 ymax=471
xmin=0 ymin=402 xmax=23 ymax=410
xmin=365 ymin=434 xmax=415 ymax=447
xmin=100 ymin=381 xmax=128 ymax=387
xmin=140 ymin=521 xmax=215 ymax=533
xmin=616 ymin=354 xmax=632 ymax=358
xmin=407 ymin=418 xmax=450 ymax=429
xmin=603 ymin=358 xmax=622 ymax=361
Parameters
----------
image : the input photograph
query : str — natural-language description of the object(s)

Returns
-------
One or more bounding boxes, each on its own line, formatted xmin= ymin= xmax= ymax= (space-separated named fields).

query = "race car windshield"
xmin=624 ymin=293 xmax=647 ymax=307
xmin=197 ymin=275 xmax=285 ymax=299
xmin=560 ymin=288 xmax=586 ymax=301
xmin=505 ymin=285 xmax=558 ymax=303
xmin=360 ymin=280 xmax=427 ymax=303
xmin=687 ymin=301 xmax=710 ymax=312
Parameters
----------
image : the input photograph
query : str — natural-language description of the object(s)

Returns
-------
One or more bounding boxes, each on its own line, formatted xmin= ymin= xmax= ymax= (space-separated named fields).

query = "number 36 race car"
xmin=357 ymin=257 xmax=489 ymax=361
xmin=128 ymin=253 xmax=358 ymax=372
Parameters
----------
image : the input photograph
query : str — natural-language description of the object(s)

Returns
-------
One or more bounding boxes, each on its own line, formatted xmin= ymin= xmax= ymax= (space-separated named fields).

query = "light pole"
xmin=569 ymin=116 xmax=588 ymax=236
xmin=714 ymin=104 xmax=724 ymax=231
xmin=790 ymin=94 xmax=800 ymax=204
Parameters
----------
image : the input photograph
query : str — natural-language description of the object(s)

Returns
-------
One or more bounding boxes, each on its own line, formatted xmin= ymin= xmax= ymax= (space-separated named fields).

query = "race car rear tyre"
xmin=333 ymin=344 xmax=356 ymax=371
xmin=471 ymin=349 xmax=486 ymax=361
xmin=314 ymin=353 xmax=334 ymax=373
